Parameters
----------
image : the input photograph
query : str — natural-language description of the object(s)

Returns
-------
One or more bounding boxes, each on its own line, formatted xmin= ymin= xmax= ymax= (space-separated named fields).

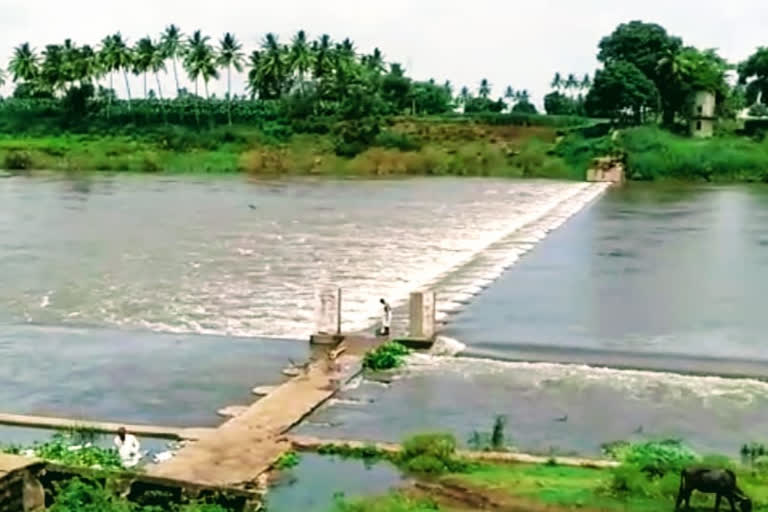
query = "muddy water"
xmin=0 ymin=175 xmax=585 ymax=339
xmin=296 ymin=184 xmax=768 ymax=456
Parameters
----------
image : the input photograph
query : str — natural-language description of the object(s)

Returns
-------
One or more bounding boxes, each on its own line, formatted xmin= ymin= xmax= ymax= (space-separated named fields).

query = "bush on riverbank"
xmin=362 ymin=342 xmax=410 ymax=371
xmin=1 ymin=431 xmax=124 ymax=470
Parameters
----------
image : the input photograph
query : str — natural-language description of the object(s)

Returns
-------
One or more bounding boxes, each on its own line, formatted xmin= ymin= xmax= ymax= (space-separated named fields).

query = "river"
xmin=296 ymin=183 xmax=768 ymax=456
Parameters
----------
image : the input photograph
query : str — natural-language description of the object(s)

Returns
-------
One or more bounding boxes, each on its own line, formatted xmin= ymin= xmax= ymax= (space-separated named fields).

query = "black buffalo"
xmin=675 ymin=467 xmax=752 ymax=512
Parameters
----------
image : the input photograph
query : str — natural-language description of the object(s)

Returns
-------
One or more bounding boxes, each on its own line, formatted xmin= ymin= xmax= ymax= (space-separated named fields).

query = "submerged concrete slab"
xmin=149 ymin=348 xmax=365 ymax=488
xmin=0 ymin=413 xmax=213 ymax=440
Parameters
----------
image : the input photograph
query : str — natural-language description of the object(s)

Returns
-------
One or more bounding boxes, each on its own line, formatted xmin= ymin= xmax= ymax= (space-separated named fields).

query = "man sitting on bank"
xmin=114 ymin=427 xmax=142 ymax=468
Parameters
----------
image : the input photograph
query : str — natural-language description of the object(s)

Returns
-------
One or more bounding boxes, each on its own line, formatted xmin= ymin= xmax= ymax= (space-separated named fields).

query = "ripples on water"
xmin=297 ymin=355 xmax=768 ymax=455
xmin=0 ymin=176 xmax=592 ymax=339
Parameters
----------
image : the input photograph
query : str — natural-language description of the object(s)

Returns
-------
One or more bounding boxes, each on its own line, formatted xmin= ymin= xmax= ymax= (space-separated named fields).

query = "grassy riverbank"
xmin=309 ymin=433 xmax=768 ymax=512
xmin=0 ymin=116 xmax=585 ymax=179
xmin=559 ymin=125 xmax=768 ymax=182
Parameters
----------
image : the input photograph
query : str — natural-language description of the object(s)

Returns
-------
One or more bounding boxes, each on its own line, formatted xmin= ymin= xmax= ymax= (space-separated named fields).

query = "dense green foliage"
xmin=1 ymin=431 xmax=124 ymax=470
xmin=273 ymin=451 xmax=301 ymax=470
xmin=399 ymin=433 xmax=467 ymax=475
xmin=362 ymin=341 xmax=410 ymax=371
xmin=48 ymin=479 xmax=230 ymax=512
xmin=585 ymin=62 xmax=659 ymax=123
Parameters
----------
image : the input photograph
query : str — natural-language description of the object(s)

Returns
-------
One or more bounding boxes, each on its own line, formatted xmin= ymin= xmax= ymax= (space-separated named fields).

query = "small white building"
xmin=690 ymin=90 xmax=716 ymax=138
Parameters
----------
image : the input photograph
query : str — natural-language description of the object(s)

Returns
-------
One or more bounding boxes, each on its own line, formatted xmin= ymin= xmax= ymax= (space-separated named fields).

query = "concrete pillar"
xmin=314 ymin=287 xmax=341 ymax=336
xmin=409 ymin=290 xmax=436 ymax=339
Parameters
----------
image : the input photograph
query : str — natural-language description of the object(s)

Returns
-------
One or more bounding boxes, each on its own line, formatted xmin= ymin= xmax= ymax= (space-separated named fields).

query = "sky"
xmin=1 ymin=0 xmax=767 ymax=108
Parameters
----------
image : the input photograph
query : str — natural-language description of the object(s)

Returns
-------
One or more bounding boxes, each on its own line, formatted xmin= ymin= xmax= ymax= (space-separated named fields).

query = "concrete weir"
xmin=148 ymin=340 xmax=371 ymax=488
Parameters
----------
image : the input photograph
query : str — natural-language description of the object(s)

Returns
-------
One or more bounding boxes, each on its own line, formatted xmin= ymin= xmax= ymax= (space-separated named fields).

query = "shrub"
xmin=622 ymin=440 xmax=699 ymax=477
xmin=1 ymin=432 xmax=123 ymax=470
xmin=399 ymin=433 xmax=465 ymax=475
xmin=362 ymin=342 xmax=410 ymax=371
xmin=274 ymin=450 xmax=301 ymax=470
xmin=374 ymin=131 xmax=422 ymax=151
xmin=238 ymin=148 xmax=293 ymax=174
xmin=3 ymin=149 xmax=33 ymax=170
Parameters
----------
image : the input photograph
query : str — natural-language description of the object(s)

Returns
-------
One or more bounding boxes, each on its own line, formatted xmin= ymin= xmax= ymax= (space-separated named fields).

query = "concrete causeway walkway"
xmin=149 ymin=341 xmax=370 ymax=488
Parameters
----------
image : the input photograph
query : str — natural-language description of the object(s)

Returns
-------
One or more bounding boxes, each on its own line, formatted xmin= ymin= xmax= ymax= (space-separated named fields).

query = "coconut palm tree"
xmin=312 ymin=34 xmax=333 ymax=82
xmin=218 ymin=32 xmax=244 ymax=125
xmin=259 ymin=33 xmax=286 ymax=99
xmin=458 ymin=86 xmax=471 ymax=109
xmin=134 ymin=37 xmax=156 ymax=98
xmin=478 ymin=78 xmax=491 ymax=99
xmin=103 ymin=33 xmax=134 ymax=106
xmin=551 ymin=72 xmax=562 ymax=91
xmin=0 ymin=69 xmax=6 ymax=90
xmin=75 ymin=44 xmax=100 ymax=86
xmin=580 ymin=73 xmax=591 ymax=92
xmin=364 ymin=48 xmax=385 ymax=75
xmin=515 ymin=89 xmax=530 ymax=103
xmin=161 ymin=24 xmax=184 ymax=95
xmin=40 ymin=44 xmax=65 ymax=94
xmin=9 ymin=43 xmax=39 ymax=83
xmin=184 ymin=30 xmax=218 ymax=98
xmin=148 ymin=41 xmax=167 ymax=100
xmin=217 ymin=32 xmax=244 ymax=101
xmin=246 ymin=50 xmax=263 ymax=99
xmin=289 ymin=30 xmax=313 ymax=87
xmin=565 ymin=73 xmax=578 ymax=96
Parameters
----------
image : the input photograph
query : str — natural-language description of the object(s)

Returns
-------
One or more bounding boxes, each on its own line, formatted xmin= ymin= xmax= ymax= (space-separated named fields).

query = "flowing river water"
xmin=3 ymin=175 xmax=768 ymax=457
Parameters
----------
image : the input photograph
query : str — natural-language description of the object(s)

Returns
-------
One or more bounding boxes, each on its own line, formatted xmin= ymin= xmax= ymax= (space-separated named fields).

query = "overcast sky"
xmin=1 ymin=0 xmax=767 ymax=107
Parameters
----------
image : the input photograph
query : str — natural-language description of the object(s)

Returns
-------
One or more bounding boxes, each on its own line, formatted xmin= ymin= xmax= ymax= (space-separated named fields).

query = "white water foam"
xmin=403 ymin=353 xmax=768 ymax=405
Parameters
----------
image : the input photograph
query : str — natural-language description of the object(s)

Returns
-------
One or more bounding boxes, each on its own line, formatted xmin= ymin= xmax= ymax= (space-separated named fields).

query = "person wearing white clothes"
xmin=114 ymin=427 xmax=141 ymax=468
xmin=379 ymin=298 xmax=392 ymax=337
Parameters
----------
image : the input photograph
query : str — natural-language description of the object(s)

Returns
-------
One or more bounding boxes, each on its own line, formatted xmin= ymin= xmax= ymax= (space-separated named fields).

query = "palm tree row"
xmin=551 ymin=72 xmax=592 ymax=96
xmin=5 ymin=27 xmax=394 ymax=115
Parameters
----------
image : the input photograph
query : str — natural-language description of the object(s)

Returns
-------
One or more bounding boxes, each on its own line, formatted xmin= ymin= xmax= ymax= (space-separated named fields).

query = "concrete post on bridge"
xmin=408 ymin=289 xmax=436 ymax=344
xmin=310 ymin=286 xmax=343 ymax=345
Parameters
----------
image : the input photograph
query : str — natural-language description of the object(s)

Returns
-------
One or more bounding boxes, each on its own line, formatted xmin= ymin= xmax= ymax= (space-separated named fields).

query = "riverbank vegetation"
xmin=362 ymin=341 xmax=411 ymax=371
xmin=0 ymin=430 xmax=125 ymax=470
xmin=324 ymin=435 xmax=768 ymax=512
xmin=2 ymin=22 xmax=768 ymax=180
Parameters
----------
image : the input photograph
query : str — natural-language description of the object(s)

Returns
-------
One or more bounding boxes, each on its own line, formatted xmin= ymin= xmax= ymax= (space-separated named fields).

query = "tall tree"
xmin=40 ymin=44 xmax=65 ymax=94
xmin=458 ymin=86 xmax=471 ymax=107
xmin=585 ymin=61 xmax=659 ymax=124
xmin=0 ymin=68 xmax=5 ymax=90
xmin=551 ymin=72 xmax=562 ymax=91
xmin=184 ymin=30 xmax=217 ymax=97
xmin=478 ymin=78 xmax=491 ymax=99
xmin=364 ymin=48 xmax=386 ymax=75
xmin=148 ymin=40 xmax=167 ymax=100
xmin=259 ymin=33 xmax=287 ymax=99
xmin=109 ymin=33 xmax=134 ymax=106
xmin=739 ymin=47 xmax=768 ymax=107
xmin=312 ymin=34 xmax=333 ymax=83
xmin=597 ymin=21 xmax=682 ymax=124
xmin=580 ymin=73 xmax=592 ymax=92
xmin=9 ymin=43 xmax=39 ymax=83
xmin=565 ymin=73 xmax=578 ymax=96
xmin=246 ymin=50 xmax=263 ymax=99
xmin=134 ymin=37 xmax=156 ymax=98
xmin=161 ymin=24 xmax=185 ymax=95
xmin=289 ymin=30 xmax=313 ymax=86
xmin=217 ymin=32 xmax=244 ymax=124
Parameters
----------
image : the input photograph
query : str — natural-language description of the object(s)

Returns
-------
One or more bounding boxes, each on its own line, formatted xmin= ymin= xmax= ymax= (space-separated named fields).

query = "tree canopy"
xmin=585 ymin=61 xmax=659 ymax=123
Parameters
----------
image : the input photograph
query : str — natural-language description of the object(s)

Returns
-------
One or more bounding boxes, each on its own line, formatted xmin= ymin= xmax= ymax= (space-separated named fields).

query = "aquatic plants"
xmin=273 ymin=450 xmax=301 ymax=470
xmin=362 ymin=341 xmax=410 ymax=371
xmin=468 ymin=415 xmax=511 ymax=452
